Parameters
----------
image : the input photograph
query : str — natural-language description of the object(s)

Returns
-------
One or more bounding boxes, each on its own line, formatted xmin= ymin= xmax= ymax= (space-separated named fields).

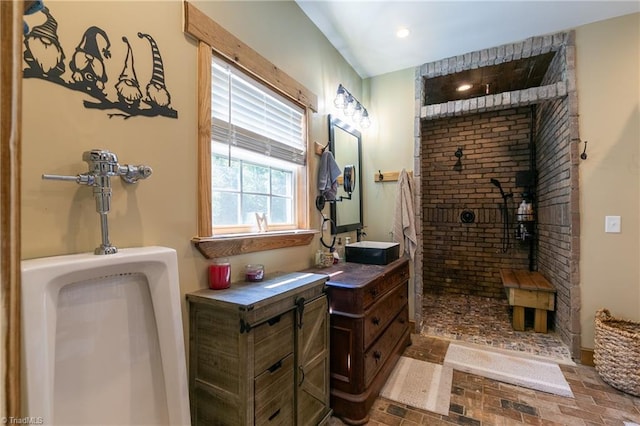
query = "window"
xmin=211 ymin=59 xmax=303 ymax=233
xmin=211 ymin=151 xmax=295 ymax=229
xmin=185 ymin=2 xmax=319 ymax=257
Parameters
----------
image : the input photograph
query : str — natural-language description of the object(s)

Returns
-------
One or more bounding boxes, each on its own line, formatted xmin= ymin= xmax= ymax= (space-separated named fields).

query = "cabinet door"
xmin=296 ymin=295 xmax=330 ymax=425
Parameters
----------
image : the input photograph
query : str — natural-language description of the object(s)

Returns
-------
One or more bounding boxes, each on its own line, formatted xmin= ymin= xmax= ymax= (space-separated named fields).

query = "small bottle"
xmin=344 ymin=237 xmax=351 ymax=262
xmin=336 ymin=237 xmax=344 ymax=263
xmin=517 ymin=200 xmax=526 ymax=222
xmin=525 ymin=201 xmax=534 ymax=221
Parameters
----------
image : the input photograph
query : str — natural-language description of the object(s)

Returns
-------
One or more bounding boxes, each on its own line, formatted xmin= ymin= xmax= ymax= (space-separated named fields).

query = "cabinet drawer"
xmin=363 ymin=309 xmax=409 ymax=387
xmin=363 ymin=283 xmax=407 ymax=349
xmin=254 ymin=312 xmax=294 ymax=375
xmin=362 ymin=261 xmax=409 ymax=310
xmin=255 ymin=354 xmax=294 ymax=425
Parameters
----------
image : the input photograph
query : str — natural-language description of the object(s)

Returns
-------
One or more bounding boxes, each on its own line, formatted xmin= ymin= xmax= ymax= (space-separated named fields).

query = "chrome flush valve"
xmin=42 ymin=149 xmax=153 ymax=255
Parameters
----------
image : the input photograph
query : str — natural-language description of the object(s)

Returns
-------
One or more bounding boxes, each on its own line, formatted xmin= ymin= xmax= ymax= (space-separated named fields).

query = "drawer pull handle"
xmin=298 ymin=365 xmax=305 ymax=386
xmin=267 ymin=315 xmax=281 ymax=326
xmin=268 ymin=409 xmax=281 ymax=421
xmin=372 ymin=316 xmax=380 ymax=326
xmin=369 ymin=288 xmax=379 ymax=298
xmin=399 ymin=317 xmax=406 ymax=324
xmin=295 ymin=297 xmax=306 ymax=329
xmin=268 ymin=360 xmax=282 ymax=373
xmin=373 ymin=350 xmax=382 ymax=361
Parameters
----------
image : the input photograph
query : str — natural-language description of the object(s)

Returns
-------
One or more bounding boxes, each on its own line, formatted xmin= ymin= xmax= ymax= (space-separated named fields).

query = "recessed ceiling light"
xmin=456 ymin=84 xmax=472 ymax=92
xmin=396 ymin=27 xmax=410 ymax=39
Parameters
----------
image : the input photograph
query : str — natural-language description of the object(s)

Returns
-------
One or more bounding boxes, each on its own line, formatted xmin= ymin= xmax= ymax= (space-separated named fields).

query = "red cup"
xmin=209 ymin=260 xmax=230 ymax=290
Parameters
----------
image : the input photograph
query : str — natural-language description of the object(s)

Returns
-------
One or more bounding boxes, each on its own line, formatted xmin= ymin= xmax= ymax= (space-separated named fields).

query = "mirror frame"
xmin=328 ymin=114 xmax=363 ymax=233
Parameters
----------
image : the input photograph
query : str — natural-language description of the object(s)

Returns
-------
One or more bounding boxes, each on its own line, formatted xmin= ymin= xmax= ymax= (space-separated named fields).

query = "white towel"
xmin=317 ymin=150 xmax=342 ymax=201
xmin=393 ymin=169 xmax=417 ymax=259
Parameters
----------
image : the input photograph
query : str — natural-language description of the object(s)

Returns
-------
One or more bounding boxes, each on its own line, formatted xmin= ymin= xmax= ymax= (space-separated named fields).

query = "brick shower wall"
xmin=421 ymin=107 xmax=533 ymax=298
xmin=535 ymin=40 xmax=581 ymax=354
xmin=536 ymin=96 xmax=572 ymax=342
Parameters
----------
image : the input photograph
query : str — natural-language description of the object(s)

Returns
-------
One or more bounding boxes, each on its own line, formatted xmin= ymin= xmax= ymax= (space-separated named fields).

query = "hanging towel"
xmin=393 ymin=169 xmax=417 ymax=259
xmin=317 ymin=150 xmax=342 ymax=201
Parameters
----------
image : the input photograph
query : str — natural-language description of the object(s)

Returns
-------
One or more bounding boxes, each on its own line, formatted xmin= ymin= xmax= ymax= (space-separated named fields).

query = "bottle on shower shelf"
xmin=516 ymin=193 xmax=535 ymax=241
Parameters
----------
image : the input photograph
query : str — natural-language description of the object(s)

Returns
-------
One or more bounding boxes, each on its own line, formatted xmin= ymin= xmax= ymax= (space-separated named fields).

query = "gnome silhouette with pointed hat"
xmin=115 ymin=36 xmax=143 ymax=109
xmin=138 ymin=32 xmax=172 ymax=109
xmin=69 ymin=26 xmax=112 ymax=98
xmin=23 ymin=7 xmax=65 ymax=81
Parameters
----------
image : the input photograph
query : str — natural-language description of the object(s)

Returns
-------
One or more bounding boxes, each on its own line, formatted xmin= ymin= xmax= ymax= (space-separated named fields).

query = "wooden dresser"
xmin=308 ymin=257 xmax=411 ymax=425
xmin=186 ymin=272 xmax=332 ymax=425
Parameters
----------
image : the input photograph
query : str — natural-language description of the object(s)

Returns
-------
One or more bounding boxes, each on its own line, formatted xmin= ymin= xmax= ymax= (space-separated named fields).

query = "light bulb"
xmin=344 ymin=96 xmax=356 ymax=116
xmin=352 ymin=103 xmax=363 ymax=122
xmin=396 ymin=27 xmax=410 ymax=38
xmin=334 ymin=84 xmax=347 ymax=109
xmin=360 ymin=110 xmax=371 ymax=128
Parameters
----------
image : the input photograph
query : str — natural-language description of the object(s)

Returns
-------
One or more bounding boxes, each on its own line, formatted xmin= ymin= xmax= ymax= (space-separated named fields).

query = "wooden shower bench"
xmin=500 ymin=269 xmax=556 ymax=333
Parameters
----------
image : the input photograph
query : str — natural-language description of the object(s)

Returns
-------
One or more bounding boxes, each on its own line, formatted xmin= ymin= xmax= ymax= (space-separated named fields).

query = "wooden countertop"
xmin=306 ymin=257 xmax=409 ymax=289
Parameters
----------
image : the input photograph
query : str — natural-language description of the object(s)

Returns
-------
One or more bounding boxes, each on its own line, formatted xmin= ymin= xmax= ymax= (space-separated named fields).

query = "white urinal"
xmin=21 ymin=246 xmax=191 ymax=426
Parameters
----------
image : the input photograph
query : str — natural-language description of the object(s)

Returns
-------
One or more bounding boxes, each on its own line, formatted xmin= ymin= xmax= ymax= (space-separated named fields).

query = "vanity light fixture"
xmin=456 ymin=83 xmax=472 ymax=92
xmin=334 ymin=84 xmax=371 ymax=129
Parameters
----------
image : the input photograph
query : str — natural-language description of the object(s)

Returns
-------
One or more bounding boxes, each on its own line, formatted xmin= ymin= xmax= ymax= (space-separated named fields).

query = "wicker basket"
xmin=594 ymin=308 xmax=640 ymax=397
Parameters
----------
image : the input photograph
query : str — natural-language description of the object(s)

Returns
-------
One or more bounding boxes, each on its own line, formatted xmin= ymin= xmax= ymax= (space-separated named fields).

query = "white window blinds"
xmin=212 ymin=59 xmax=306 ymax=165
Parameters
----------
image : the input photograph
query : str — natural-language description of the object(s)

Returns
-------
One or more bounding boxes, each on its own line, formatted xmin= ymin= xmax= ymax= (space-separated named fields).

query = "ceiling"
xmin=295 ymin=1 xmax=640 ymax=79
xmin=424 ymin=52 xmax=556 ymax=104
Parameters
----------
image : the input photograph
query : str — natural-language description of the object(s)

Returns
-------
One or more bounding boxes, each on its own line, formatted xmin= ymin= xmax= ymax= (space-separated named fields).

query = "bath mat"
xmin=444 ymin=343 xmax=574 ymax=398
xmin=380 ymin=356 xmax=453 ymax=415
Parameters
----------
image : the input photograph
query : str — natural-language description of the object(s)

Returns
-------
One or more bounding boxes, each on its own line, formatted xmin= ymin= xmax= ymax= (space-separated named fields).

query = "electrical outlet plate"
xmin=605 ymin=216 xmax=621 ymax=233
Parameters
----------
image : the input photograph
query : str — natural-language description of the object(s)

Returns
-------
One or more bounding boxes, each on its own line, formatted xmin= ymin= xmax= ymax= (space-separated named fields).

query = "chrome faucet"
xmin=43 ymin=149 xmax=152 ymax=255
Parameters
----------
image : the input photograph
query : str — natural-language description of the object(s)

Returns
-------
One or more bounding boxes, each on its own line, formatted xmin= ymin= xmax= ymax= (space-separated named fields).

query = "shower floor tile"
xmin=420 ymin=292 xmax=573 ymax=363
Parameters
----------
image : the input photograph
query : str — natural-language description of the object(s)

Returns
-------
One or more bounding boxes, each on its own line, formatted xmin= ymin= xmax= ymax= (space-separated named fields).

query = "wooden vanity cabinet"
xmin=187 ymin=272 xmax=332 ymax=426
xmin=308 ymin=257 xmax=411 ymax=425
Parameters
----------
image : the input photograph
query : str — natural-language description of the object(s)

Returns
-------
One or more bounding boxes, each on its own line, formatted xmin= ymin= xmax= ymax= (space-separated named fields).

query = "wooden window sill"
xmin=192 ymin=230 xmax=318 ymax=259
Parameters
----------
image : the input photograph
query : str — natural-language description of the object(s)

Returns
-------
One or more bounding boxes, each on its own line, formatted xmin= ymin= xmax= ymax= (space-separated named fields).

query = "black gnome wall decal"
xmin=138 ymin=32 xmax=172 ymax=109
xmin=22 ymin=6 xmax=178 ymax=120
xmin=23 ymin=7 xmax=66 ymax=82
xmin=68 ymin=26 xmax=112 ymax=99
xmin=115 ymin=37 xmax=143 ymax=109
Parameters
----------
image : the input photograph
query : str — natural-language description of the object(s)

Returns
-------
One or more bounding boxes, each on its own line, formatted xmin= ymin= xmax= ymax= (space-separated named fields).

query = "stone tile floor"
xmin=329 ymin=293 xmax=640 ymax=425
xmin=421 ymin=292 xmax=574 ymax=363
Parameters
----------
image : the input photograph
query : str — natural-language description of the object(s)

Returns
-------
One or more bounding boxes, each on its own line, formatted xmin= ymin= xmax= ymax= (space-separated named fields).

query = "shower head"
xmin=490 ymin=178 xmax=512 ymax=199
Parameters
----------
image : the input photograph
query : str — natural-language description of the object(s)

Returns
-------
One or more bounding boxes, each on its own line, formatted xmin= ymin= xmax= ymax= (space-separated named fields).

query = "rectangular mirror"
xmin=329 ymin=115 xmax=363 ymax=233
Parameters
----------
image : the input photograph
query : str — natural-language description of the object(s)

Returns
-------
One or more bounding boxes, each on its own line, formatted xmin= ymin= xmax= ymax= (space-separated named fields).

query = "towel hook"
xmin=378 ymin=170 xmax=384 ymax=181
xmin=581 ymin=140 xmax=588 ymax=160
